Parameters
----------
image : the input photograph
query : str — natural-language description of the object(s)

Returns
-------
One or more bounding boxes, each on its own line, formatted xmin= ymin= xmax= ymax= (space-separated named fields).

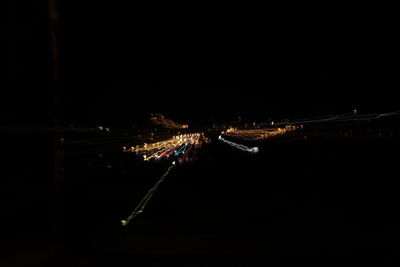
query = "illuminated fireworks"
xmin=221 ymin=125 xmax=301 ymax=141
xmin=123 ymin=133 xmax=209 ymax=164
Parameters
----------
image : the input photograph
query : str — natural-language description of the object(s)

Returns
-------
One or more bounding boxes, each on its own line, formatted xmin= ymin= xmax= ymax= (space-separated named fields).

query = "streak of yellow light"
xmin=123 ymin=133 xmax=209 ymax=161
xmin=222 ymin=125 xmax=301 ymax=140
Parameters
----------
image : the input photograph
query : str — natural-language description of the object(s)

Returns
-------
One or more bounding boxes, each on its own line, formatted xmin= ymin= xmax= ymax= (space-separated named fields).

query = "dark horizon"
xmin=3 ymin=76 xmax=400 ymax=127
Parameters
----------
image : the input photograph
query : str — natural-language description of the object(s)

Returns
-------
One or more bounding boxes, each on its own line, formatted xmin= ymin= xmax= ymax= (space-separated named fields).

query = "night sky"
xmin=3 ymin=1 xmax=399 ymax=127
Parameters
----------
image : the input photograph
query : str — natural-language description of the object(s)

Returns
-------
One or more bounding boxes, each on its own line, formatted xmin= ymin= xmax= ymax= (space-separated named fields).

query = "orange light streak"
xmin=221 ymin=125 xmax=301 ymax=140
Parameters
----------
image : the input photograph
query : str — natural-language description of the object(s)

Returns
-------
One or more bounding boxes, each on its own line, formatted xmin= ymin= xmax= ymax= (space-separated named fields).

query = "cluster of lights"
xmin=221 ymin=125 xmax=301 ymax=141
xmin=123 ymin=133 xmax=209 ymax=164
xmin=119 ymin=110 xmax=400 ymax=228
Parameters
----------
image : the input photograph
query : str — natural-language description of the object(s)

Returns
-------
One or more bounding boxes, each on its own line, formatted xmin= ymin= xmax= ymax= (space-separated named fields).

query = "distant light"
xmin=353 ymin=109 xmax=358 ymax=115
xmin=271 ymin=121 xmax=274 ymax=126
xmin=220 ymin=125 xmax=299 ymax=141
xmin=105 ymin=127 xmax=110 ymax=132
xmin=98 ymin=126 xmax=103 ymax=131
xmin=122 ymin=132 xmax=208 ymax=162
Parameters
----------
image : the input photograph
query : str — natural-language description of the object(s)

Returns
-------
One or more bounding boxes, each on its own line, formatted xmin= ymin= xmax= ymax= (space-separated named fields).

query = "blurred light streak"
xmin=221 ymin=125 xmax=300 ymax=141
xmin=124 ymin=133 xmax=209 ymax=163
xmin=150 ymin=113 xmax=189 ymax=129
xmin=218 ymin=135 xmax=259 ymax=154
xmin=121 ymin=161 xmax=176 ymax=227
xmin=272 ymin=111 xmax=400 ymax=126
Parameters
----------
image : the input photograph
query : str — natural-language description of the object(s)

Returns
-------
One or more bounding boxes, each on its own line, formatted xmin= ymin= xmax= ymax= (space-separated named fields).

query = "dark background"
xmin=2 ymin=1 xmax=399 ymax=126
xmin=1 ymin=1 xmax=399 ymax=266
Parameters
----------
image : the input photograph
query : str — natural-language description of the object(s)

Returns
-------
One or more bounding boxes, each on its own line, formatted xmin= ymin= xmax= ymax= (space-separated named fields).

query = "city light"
xmin=221 ymin=125 xmax=300 ymax=141
xmin=149 ymin=113 xmax=189 ymax=129
xmin=123 ymin=133 xmax=210 ymax=163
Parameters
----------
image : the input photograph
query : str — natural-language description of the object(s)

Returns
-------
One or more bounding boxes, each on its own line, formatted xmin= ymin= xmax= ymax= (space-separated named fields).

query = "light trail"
xmin=121 ymin=161 xmax=176 ymax=227
xmin=174 ymin=143 xmax=188 ymax=156
xmin=149 ymin=113 xmax=189 ymax=129
xmin=218 ymin=135 xmax=259 ymax=154
xmin=273 ymin=111 xmax=400 ymax=126
xmin=123 ymin=133 xmax=210 ymax=163
xmin=221 ymin=125 xmax=300 ymax=141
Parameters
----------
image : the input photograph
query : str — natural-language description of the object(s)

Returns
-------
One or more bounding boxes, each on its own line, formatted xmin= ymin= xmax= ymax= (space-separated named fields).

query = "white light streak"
xmin=218 ymin=135 xmax=259 ymax=154
xmin=121 ymin=161 xmax=176 ymax=227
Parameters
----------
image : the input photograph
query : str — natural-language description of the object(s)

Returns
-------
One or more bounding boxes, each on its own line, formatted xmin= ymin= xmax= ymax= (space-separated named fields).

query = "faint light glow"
xmin=251 ymin=147 xmax=259 ymax=153
xmin=271 ymin=111 xmax=400 ymax=126
xmin=149 ymin=113 xmax=189 ymax=129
